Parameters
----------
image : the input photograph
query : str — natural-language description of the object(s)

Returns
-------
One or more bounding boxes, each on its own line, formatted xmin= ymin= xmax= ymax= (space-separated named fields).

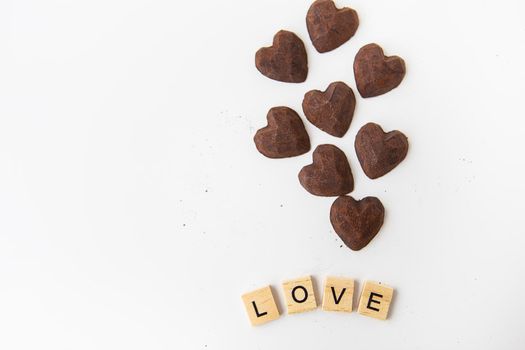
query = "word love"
xmin=241 ymin=276 xmax=394 ymax=326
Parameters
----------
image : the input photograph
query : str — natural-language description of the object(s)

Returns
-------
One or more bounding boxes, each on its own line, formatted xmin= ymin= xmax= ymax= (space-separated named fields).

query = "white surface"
xmin=1 ymin=0 xmax=525 ymax=348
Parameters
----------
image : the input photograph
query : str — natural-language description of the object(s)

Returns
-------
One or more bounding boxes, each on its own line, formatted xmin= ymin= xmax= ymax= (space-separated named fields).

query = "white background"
xmin=1 ymin=0 xmax=525 ymax=349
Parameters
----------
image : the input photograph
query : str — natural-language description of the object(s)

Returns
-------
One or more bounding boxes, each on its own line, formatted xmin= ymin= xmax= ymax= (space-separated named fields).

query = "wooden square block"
xmin=241 ymin=286 xmax=280 ymax=326
xmin=357 ymin=281 xmax=394 ymax=320
xmin=282 ymin=276 xmax=317 ymax=314
xmin=322 ymin=276 xmax=354 ymax=312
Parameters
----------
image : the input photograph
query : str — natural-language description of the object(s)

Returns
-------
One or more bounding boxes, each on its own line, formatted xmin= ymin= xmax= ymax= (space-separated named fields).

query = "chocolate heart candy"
xmin=330 ymin=195 xmax=385 ymax=251
xmin=302 ymin=81 xmax=356 ymax=138
xmin=255 ymin=30 xmax=308 ymax=83
xmin=353 ymin=43 xmax=406 ymax=98
xmin=298 ymin=144 xmax=353 ymax=196
xmin=254 ymin=107 xmax=310 ymax=158
xmin=306 ymin=0 xmax=359 ymax=53
xmin=355 ymin=122 xmax=409 ymax=179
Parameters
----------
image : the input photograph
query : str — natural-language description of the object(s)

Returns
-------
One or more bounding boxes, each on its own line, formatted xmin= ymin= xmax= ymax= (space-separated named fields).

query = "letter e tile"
xmin=357 ymin=281 xmax=394 ymax=320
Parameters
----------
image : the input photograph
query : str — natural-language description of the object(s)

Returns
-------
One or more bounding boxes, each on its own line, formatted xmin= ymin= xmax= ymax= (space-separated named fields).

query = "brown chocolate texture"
xmin=255 ymin=30 xmax=308 ymax=83
xmin=330 ymin=196 xmax=385 ymax=251
xmin=353 ymin=43 xmax=406 ymax=98
xmin=298 ymin=144 xmax=353 ymax=196
xmin=254 ymin=107 xmax=311 ymax=158
xmin=355 ymin=122 xmax=409 ymax=179
xmin=306 ymin=0 xmax=359 ymax=53
xmin=302 ymin=81 xmax=356 ymax=138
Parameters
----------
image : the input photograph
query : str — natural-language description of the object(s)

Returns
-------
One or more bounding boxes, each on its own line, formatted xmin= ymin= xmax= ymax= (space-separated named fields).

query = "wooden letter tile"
xmin=241 ymin=286 xmax=280 ymax=326
xmin=357 ymin=281 xmax=394 ymax=320
xmin=282 ymin=276 xmax=317 ymax=314
xmin=322 ymin=276 xmax=354 ymax=312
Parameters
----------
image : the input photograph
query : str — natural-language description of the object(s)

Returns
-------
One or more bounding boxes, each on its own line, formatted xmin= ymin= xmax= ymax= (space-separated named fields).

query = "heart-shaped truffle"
xmin=298 ymin=144 xmax=353 ymax=196
xmin=355 ymin=122 xmax=409 ymax=179
xmin=353 ymin=43 xmax=406 ymax=98
xmin=255 ymin=30 xmax=308 ymax=83
xmin=306 ymin=0 xmax=359 ymax=53
xmin=254 ymin=107 xmax=310 ymax=158
xmin=330 ymin=196 xmax=385 ymax=251
xmin=302 ymin=81 xmax=356 ymax=138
